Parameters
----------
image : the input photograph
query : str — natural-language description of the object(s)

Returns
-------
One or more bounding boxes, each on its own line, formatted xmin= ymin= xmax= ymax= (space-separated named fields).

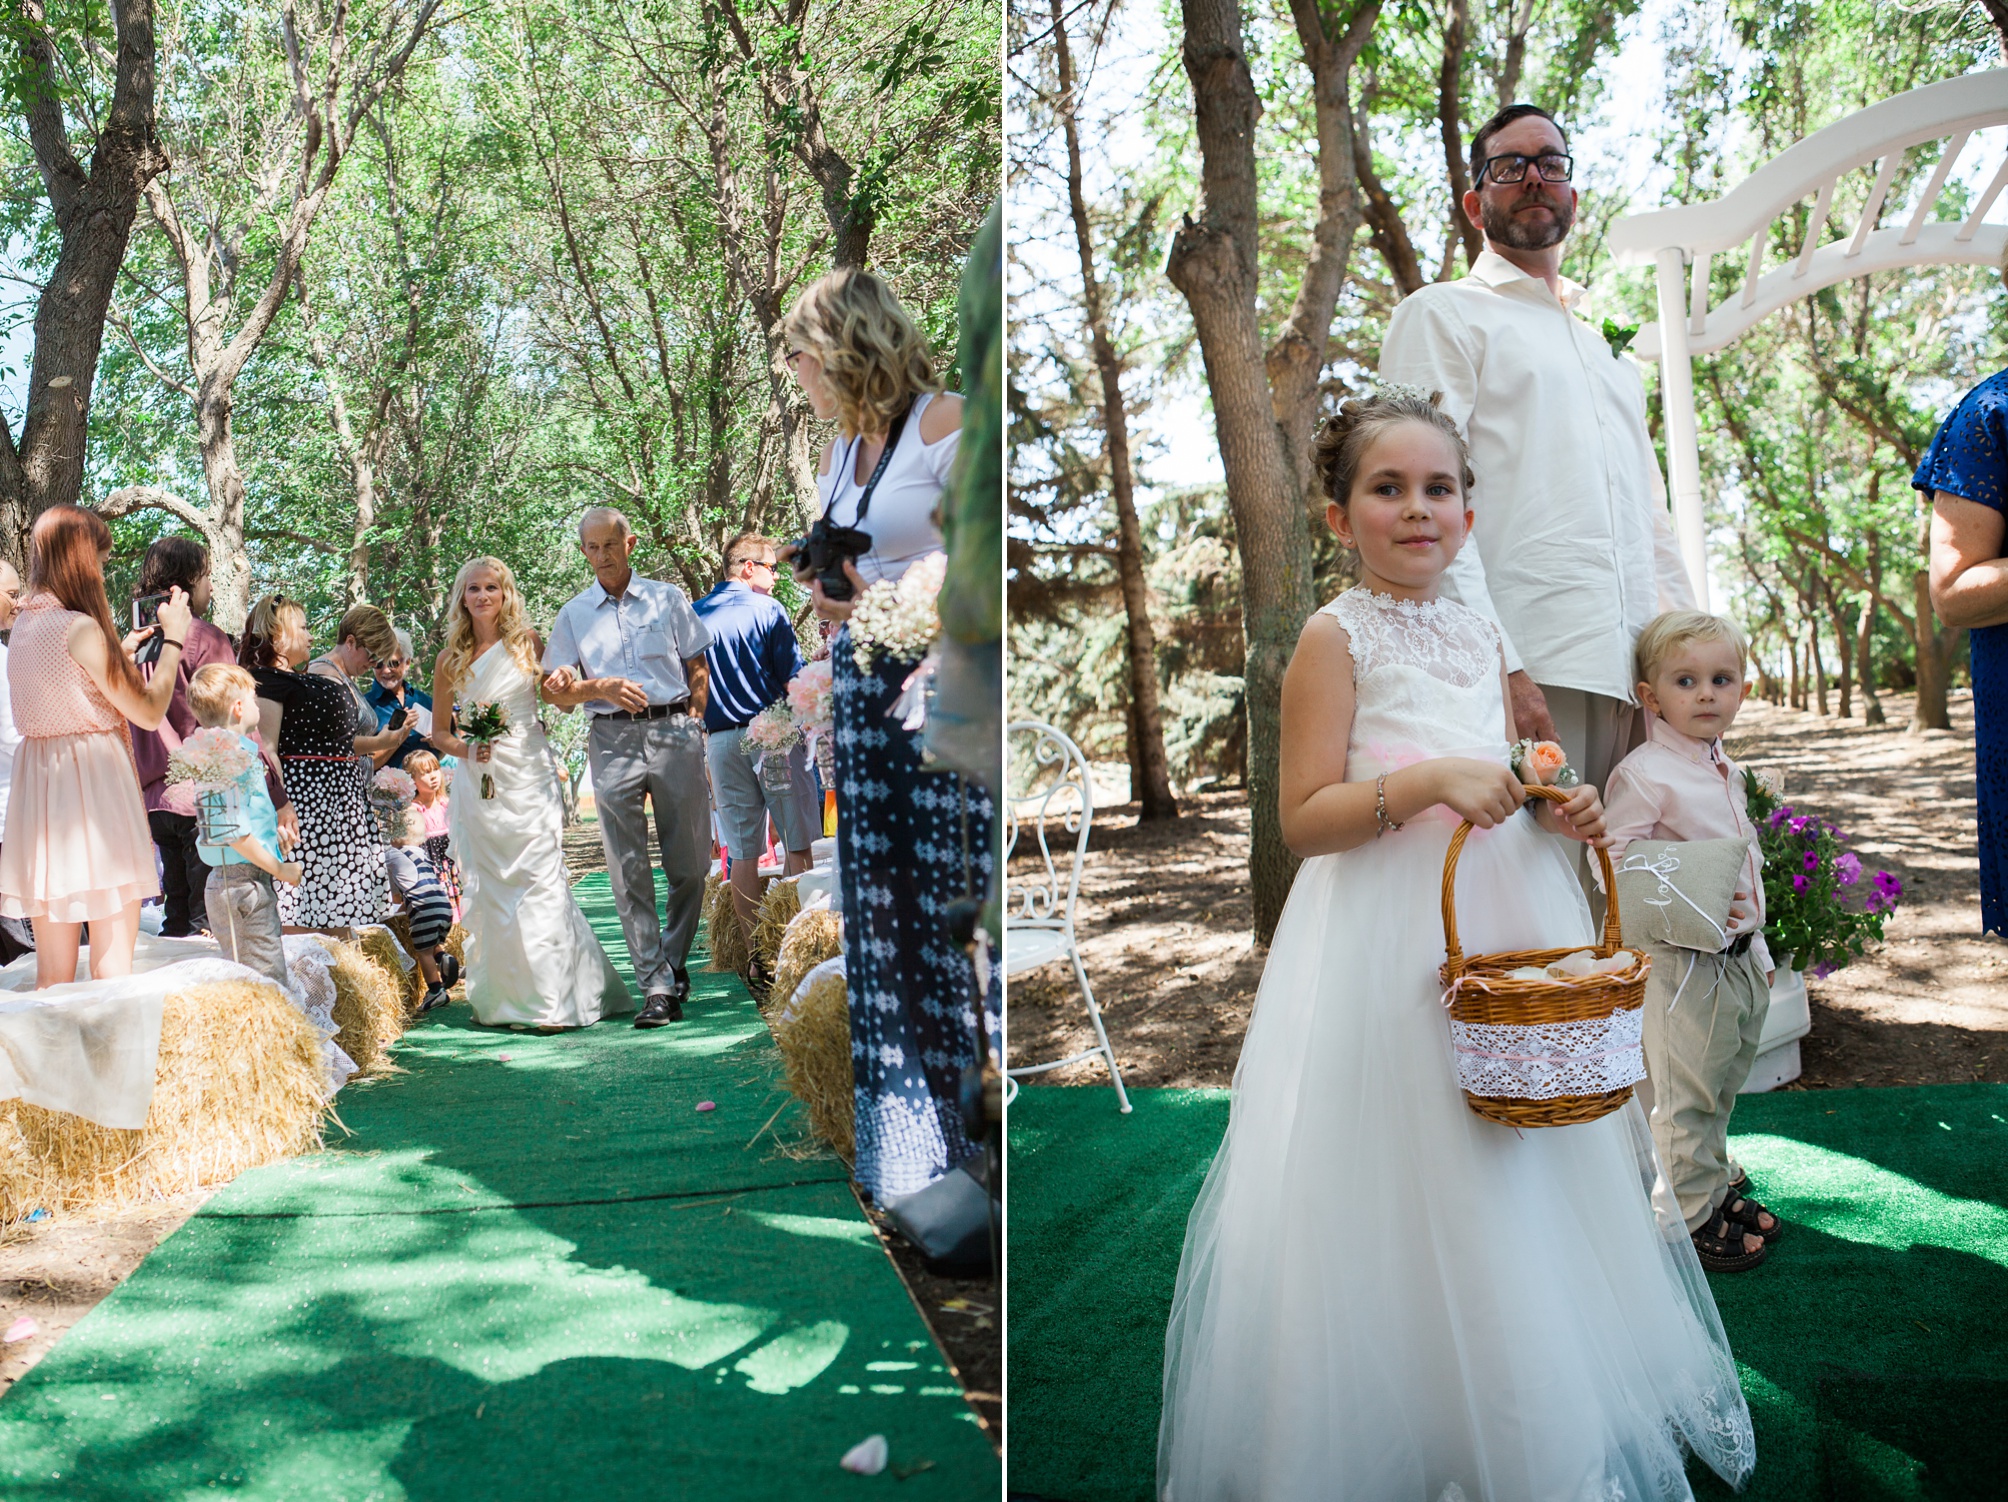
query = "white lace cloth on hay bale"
xmin=0 ymin=932 xmax=362 ymax=1129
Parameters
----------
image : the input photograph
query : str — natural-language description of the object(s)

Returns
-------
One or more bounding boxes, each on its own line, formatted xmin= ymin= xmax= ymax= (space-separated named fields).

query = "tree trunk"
xmin=1910 ymin=563 xmax=1962 ymax=733
xmin=1169 ymin=0 xmax=1373 ymax=940
xmin=1053 ymin=0 xmax=1178 ymax=821
xmin=1821 ymin=575 xmax=1854 ymax=718
xmin=1436 ymin=0 xmax=1482 ymax=273
xmin=0 ymin=0 xmax=168 ymax=564
xmin=295 ymin=263 xmax=381 ymax=606
xmin=1788 ymin=637 xmax=1802 ymax=710
xmin=1857 ymin=532 xmax=1885 ymax=726
xmin=1804 ymin=574 xmax=1829 ymax=716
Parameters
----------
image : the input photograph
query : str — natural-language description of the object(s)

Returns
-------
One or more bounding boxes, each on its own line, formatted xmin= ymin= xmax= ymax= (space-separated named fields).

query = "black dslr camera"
xmin=787 ymin=517 xmax=873 ymax=602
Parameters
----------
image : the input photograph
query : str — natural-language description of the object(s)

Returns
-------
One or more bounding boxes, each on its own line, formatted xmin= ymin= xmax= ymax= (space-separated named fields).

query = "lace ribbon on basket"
xmin=1448 ymin=1010 xmax=1647 ymax=1099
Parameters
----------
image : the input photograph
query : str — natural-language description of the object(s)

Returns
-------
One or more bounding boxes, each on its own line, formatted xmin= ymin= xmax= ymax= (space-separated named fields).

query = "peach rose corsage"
xmin=1509 ymin=737 xmax=1579 ymax=789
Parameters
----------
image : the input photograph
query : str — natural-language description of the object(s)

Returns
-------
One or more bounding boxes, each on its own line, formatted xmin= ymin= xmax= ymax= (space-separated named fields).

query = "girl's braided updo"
xmin=1311 ymin=388 xmax=1475 ymax=509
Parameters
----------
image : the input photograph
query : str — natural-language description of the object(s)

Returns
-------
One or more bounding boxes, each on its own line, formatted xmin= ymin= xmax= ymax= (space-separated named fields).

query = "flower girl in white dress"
xmin=1157 ymin=392 xmax=1754 ymax=1501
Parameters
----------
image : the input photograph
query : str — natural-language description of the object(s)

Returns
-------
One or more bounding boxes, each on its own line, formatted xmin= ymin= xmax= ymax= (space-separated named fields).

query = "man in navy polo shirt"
xmin=693 ymin=533 xmax=816 ymax=967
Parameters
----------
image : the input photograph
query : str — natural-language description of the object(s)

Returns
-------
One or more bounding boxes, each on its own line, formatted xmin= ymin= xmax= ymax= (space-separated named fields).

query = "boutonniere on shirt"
xmin=1600 ymin=318 xmax=1639 ymax=359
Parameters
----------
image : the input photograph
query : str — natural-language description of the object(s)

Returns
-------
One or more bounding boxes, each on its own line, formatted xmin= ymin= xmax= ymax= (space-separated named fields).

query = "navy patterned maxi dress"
xmin=832 ymin=624 xmax=1001 ymax=1204
xmin=1914 ymin=365 xmax=2008 ymax=936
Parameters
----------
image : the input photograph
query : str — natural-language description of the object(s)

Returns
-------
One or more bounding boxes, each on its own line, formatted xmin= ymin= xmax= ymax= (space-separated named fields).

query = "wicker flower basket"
xmin=1439 ymin=784 xmax=1651 ymax=1128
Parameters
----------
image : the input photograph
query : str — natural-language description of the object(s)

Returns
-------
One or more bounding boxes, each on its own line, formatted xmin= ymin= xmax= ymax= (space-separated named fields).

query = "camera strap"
xmin=823 ymin=401 xmax=913 ymax=527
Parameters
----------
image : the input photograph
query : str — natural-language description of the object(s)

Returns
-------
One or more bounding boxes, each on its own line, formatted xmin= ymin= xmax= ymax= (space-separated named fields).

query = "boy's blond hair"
xmin=397 ymin=807 xmax=426 ymax=846
xmin=1634 ymin=611 xmax=1750 ymax=685
xmin=188 ymin=663 xmax=258 ymax=727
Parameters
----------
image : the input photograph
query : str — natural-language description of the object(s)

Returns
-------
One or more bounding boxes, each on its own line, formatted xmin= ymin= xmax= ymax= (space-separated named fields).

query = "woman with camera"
xmin=128 ymin=537 xmax=296 ymax=938
xmin=239 ymin=597 xmax=393 ymax=932
xmin=781 ymin=267 xmax=997 ymax=1207
xmin=0 ymin=507 xmax=191 ymax=988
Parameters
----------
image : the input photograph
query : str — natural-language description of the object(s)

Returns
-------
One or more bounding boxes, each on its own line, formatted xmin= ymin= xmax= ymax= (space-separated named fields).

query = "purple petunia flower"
xmin=1769 ymin=806 xmax=1793 ymax=830
xmin=1789 ymin=816 xmax=1811 ymax=835
xmin=1835 ymin=852 xmax=1862 ymax=886
xmin=1803 ymin=849 xmax=1820 ymax=872
xmin=1811 ymin=962 xmax=1836 ymax=979
xmin=1792 ymin=873 xmax=1809 ymax=893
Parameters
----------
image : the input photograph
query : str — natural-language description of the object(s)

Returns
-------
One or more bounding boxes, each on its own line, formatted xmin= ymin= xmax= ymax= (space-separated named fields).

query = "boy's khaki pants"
xmin=1638 ymin=937 xmax=1771 ymax=1231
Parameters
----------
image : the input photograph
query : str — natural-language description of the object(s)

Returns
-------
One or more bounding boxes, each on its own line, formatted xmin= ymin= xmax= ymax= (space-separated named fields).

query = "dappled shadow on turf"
xmin=1010 ymin=1085 xmax=2008 ymax=1502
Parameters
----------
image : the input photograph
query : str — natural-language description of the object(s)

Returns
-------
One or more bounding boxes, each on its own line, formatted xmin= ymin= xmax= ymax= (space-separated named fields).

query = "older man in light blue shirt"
xmin=543 ymin=508 xmax=714 ymax=1026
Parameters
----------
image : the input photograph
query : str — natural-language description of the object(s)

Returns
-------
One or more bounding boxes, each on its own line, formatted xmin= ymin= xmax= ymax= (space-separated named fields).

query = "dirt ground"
xmin=1006 ymin=690 xmax=2002 ymax=1093
xmin=0 ymin=809 xmax=1001 ymax=1451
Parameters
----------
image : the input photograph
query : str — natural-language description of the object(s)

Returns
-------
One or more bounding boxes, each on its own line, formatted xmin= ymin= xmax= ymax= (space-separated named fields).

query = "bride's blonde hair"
xmin=437 ymin=556 xmax=542 ymax=686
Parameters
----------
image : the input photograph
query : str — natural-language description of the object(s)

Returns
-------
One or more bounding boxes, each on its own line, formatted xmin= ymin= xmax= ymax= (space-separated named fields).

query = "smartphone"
xmin=389 ymin=706 xmax=414 ymax=732
xmin=133 ymin=592 xmax=168 ymax=632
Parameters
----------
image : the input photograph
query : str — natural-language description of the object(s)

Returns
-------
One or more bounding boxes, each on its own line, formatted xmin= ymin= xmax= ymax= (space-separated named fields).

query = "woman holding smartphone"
xmin=0 ymin=506 xmax=192 ymax=987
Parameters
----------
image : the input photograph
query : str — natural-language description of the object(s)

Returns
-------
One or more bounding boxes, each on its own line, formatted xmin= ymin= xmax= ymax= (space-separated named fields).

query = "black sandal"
xmin=1723 ymin=1190 xmax=1784 ymax=1242
xmin=1691 ymin=1211 xmax=1767 ymax=1272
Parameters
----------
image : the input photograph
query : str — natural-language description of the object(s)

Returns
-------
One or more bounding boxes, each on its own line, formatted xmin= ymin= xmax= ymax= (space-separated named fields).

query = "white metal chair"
xmin=1005 ymin=720 xmax=1131 ymax=1113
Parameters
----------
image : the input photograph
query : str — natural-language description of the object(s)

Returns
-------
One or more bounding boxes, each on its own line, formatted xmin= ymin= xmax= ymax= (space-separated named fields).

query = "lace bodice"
xmin=1321 ymin=589 xmax=1507 ymax=779
xmin=10 ymin=596 xmax=123 ymax=739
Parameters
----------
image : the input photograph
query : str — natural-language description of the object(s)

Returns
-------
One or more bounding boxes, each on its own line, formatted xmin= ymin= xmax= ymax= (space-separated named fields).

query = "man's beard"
xmin=1480 ymin=188 xmax=1575 ymax=251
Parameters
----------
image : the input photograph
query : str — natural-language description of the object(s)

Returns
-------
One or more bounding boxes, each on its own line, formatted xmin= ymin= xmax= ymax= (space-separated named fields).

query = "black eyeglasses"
xmin=1478 ymin=152 xmax=1573 ymax=185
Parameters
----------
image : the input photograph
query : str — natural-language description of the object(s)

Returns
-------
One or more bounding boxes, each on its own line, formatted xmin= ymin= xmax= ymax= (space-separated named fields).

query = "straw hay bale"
xmin=769 ymin=906 xmax=843 ymax=1020
xmin=703 ymin=871 xmax=767 ymax=975
xmin=770 ymin=966 xmax=854 ymax=1161
xmin=749 ymin=877 xmax=802 ymax=971
xmin=383 ymin=916 xmax=470 ymax=1010
xmin=0 ymin=978 xmax=328 ymax=1224
xmin=317 ymin=937 xmax=406 ymax=1077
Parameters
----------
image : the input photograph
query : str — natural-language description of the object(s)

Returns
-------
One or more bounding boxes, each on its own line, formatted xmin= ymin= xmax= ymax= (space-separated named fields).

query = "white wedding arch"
xmin=1609 ymin=69 xmax=2008 ymax=610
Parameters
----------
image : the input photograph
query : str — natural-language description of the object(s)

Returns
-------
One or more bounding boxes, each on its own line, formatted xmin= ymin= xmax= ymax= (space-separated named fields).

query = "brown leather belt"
xmin=600 ymin=700 xmax=690 ymax=722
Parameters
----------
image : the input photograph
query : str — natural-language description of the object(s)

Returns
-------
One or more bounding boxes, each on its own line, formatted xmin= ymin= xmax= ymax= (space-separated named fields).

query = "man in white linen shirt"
xmin=1380 ymin=102 xmax=1696 ymax=795
xmin=542 ymin=508 xmax=714 ymax=1027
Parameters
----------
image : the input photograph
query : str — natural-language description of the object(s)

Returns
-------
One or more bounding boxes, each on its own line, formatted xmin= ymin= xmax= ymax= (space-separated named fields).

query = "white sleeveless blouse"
xmin=815 ymin=390 xmax=961 ymax=587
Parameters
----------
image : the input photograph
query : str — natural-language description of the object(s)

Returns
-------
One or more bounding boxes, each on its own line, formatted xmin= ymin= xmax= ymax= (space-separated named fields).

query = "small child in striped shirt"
xmin=385 ymin=807 xmax=458 ymax=1011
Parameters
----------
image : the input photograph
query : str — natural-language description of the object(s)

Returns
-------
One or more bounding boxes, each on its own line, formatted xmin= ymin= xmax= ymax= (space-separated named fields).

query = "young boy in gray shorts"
xmin=188 ymin=664 xmax=302 ymax=991
xmin=1603 ymin=612 xmax=1784 ymax=1273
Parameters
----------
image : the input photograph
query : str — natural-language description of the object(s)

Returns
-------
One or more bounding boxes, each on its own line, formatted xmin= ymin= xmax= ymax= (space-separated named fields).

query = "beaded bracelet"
xmin=1374 ymin=771 xmax=1404 ymax=837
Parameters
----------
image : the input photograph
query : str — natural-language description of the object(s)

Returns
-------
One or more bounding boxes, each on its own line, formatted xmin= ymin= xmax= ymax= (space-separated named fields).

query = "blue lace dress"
xmin=1914 ymin=366 xmax=2008 ymax=936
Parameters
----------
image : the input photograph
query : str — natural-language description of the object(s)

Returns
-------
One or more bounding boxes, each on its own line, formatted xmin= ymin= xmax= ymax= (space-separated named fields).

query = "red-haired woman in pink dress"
xmin=0 ymin=506 xmax=191 ymax=988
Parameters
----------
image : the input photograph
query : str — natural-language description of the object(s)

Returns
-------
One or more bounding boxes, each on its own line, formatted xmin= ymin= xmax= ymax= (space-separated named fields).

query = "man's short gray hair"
xmin=578 ymin=507 xmax=635 ymax=541
xmin=393 ymin=627 xmax=414 ymax=660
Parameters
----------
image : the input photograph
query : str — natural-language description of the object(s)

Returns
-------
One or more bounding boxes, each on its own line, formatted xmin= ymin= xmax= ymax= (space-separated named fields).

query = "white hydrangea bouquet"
xmin=848 ymin=551 xmax=945 ymax=675
xmin=167 ymin=727 xmax=260 ymax=845
xmin=786 ymin=658 xmax=836 ymax=786
xmin=165 ymin=727 xmax=260 ymax=790
xmin=368 ymin=766 xmax=417 ymax=840
xmin=743 ymin=702 xmax=801 ymax=791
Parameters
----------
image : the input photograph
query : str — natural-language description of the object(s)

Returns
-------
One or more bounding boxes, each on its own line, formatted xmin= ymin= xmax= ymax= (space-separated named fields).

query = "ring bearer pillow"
xmin=1610 ymin=837 xmax=1752 ymax=953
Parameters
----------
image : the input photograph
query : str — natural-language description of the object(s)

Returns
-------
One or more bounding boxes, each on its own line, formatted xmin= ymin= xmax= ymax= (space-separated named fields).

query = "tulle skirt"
xmin=1158 ymin=806 xmax=1754 ymax=1502
xmin=0 ymin=730 xmax=160 ymax=923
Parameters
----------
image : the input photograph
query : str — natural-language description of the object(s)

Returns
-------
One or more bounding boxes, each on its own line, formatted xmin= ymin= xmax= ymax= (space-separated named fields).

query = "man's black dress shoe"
xmin=635 ymin=993 xmax=683 ymax=1028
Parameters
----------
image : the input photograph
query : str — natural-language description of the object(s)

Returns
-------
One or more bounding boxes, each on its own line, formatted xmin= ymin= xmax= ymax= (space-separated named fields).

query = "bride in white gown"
xmin=430 ymin=557 xmax=629 ymax=1029
xmin=1157 ymin=393 xmax=1753 ymax=1501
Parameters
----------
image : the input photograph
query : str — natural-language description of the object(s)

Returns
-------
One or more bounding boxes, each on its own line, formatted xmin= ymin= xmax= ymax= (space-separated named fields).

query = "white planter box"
xmin=1739 ymin=956 xmax=1811 ymax=1094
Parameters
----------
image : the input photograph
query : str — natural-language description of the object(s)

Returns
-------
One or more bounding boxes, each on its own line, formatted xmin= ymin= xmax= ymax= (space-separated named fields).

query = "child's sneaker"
xmin=439 ymin=953 xmax=461 ymax=989
xmin=420 ymin=982 xmax=452 ymax=1013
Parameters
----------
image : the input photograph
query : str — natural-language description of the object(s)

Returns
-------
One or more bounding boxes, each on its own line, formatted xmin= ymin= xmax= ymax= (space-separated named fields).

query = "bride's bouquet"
xmin=460 ymin=701 xmax=510 ymax=799
xmin=848 ymin=551 xmax=945 ymax=674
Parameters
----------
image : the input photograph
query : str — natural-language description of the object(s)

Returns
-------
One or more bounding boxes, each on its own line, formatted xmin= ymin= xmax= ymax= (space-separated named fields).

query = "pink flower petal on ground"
xmin=841 ymin=1435 xmax=888 ymax=1475
xmin=696 ymin=1101 xmax=716 ymax=1112
xmin=5 ymin=1317 xmax=38 ymax=1343
xmin=495 ymin=1054 xmax=511 ymax=1062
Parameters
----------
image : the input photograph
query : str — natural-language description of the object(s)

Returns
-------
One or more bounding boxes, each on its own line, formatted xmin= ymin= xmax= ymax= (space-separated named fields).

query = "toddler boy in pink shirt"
xmin=1604 ymin=611 xmax=1784 ymax=1272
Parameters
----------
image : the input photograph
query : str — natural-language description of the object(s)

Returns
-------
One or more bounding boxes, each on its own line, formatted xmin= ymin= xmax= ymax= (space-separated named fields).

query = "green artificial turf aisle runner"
xmin=0 ymin=872 xmax=997 ymax=1500
xmin=1007 ymin=1083 xmax=2008 ymax=1502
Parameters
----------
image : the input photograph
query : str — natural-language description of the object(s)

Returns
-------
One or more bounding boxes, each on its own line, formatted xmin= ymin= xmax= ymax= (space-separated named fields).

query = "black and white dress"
xmin=250 ymin=665 xmax=387 ymax=928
